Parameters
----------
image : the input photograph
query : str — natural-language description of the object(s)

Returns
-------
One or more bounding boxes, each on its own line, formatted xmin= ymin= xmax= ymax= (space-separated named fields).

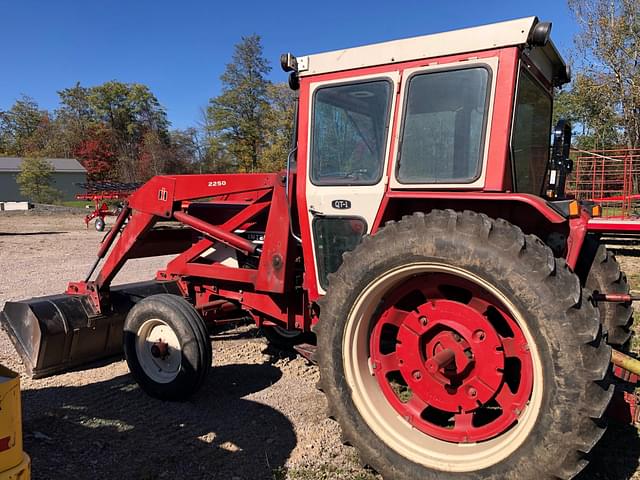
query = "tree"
xmin=0 ymin=96 xmax=49 ymax=155
xmin=564 ymin=0 xmax=640 ymax=149
xmin=88 ymin=81 xmax=170 ymax=181
xmin=261 ymin=83 xmax=297 ymax=172
xmin=73 ymin=126 xmax=116 ymax=182
xmin=554 ymin=73 xmax=621 ymax=149
xmin=55 ymin=83 xmax=95 ymax=157
xmin=206 ymin=35 xmax=271 ymax=172
xmin=170 ymin=128 xmax=205 ymax=173
xmin=16 ymin=157 xmax=62 ymax=203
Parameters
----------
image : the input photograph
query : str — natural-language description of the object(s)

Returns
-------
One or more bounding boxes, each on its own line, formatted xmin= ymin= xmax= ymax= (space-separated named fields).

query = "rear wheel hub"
xmin=370 ymin=277 xmax=534 ymax=443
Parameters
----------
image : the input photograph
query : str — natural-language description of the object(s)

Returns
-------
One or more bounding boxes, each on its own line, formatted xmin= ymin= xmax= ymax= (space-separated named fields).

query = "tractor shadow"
xmin=22 ymin=363 xmax=296 ymax=480
xmin=0 ymin=231 xmax=68 ymax=236
xmin=579 ymin=422 xmax=640 ymax=480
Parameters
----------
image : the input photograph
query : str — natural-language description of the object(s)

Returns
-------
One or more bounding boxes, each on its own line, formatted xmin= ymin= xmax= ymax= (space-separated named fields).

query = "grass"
xmin=60 ymin=200 xmax=92 ymax=208
xmin=59 ymin=199 xmax=121 ymax=209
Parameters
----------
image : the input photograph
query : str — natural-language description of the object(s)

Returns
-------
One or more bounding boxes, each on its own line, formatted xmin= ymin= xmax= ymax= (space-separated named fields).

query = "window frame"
xmin=509 ymin=64 xmax=554 ymax=195
xmin=394 ymin=63 xmax=494 ymax=185
xmin=309 ymin=77 xmax=394 ymax=187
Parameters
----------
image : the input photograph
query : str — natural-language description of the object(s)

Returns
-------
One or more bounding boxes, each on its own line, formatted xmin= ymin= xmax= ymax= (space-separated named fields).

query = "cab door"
xmin=299 ymin=72 xmax=399 ymax=296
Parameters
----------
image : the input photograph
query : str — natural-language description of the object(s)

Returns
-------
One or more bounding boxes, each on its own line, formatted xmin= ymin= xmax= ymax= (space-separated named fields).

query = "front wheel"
xmin=316 ymin=210 xmax=612 ymax=480
xmin=94 ymin=217 xmax=105 ymax=232
xmin=123 ymin=294 xmax=212 ymax=400
xmin=261 ymin=325 xmax=315 ymax=350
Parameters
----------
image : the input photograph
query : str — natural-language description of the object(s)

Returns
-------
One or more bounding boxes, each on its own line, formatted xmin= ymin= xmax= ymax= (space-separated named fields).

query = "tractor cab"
xmin=282 ymin=17 xmax=571 ymax=295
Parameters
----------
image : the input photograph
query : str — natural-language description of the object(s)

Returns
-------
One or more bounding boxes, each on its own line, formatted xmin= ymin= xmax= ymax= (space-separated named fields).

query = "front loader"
xmin=2 ymin=17 xmax=639 ymax=480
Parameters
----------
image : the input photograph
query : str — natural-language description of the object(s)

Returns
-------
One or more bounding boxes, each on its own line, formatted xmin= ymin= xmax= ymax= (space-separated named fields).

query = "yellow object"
xmin=591 ymin=204 xmax=602 ymax=217
xmin=612 ymin=349 xmax=640 ymax=377
xmin=0 ymin=366 xmax=29 ymax=480
xmin=568 ymin=200 xmax=580 ymax=218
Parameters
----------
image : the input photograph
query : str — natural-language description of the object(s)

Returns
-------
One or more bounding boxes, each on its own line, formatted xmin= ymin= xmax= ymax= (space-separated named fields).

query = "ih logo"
xmin=158 ymin=187 xmax=168 ymax=202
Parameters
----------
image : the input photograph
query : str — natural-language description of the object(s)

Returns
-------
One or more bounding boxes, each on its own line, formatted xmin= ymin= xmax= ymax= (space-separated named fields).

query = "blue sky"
xmin=0 ymin=0 xmax=577 ymax=130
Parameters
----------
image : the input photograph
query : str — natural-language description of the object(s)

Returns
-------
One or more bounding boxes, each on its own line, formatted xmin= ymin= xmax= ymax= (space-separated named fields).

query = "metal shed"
xmin=0 ymin=157 xmax=87 ymax=201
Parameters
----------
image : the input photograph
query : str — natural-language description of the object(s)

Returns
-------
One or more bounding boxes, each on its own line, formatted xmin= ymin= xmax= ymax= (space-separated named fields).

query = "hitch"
xmin=593 ymin=293 xmax=639 ymax=303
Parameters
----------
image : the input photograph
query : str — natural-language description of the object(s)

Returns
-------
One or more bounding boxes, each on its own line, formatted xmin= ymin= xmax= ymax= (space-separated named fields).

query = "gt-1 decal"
xmin=208 ymin=180 xmax=227 ymax=187
xmin=332 ymin=199 xmax=352 ymax=210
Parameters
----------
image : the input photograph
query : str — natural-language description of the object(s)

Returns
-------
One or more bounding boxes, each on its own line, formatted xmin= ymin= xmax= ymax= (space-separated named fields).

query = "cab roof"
xmin=296 ymin=17 xmax=569 ymax=85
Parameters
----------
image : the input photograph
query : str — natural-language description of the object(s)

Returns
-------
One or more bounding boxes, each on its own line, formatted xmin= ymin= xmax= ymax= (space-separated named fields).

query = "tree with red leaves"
xmin=73 ymin=127 xmax=116 ymax=181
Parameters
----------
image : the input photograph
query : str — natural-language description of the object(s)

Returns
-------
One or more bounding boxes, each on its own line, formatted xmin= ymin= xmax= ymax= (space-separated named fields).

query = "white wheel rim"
xmin=342 ymin=262 xmax=544 ymax=472
xmin=135 ymin=318 xmax=182 ymax=383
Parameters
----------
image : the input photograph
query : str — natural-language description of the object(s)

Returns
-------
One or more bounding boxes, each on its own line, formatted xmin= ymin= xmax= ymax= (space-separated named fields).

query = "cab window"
xmin=511 ymin=68 xmax=553 ymax=195
xmin=311 ymin=80 xmax=392 ymax=185
xmin=397 ymin=67 xmax=490 ymax=184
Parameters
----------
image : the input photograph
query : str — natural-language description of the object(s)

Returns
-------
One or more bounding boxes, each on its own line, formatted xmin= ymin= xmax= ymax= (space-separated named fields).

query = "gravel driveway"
xmin=0 ymin=211 xmax=638 ymax=479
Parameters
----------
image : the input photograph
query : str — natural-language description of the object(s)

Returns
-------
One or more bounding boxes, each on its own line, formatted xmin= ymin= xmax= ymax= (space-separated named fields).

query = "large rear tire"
xmin=586 ymin=244 xmax=633 ymax=346
xmin=316 ymin=210 xmax=612 ymax=480
xmin=123 ymin=294 xmax=212 ymax=401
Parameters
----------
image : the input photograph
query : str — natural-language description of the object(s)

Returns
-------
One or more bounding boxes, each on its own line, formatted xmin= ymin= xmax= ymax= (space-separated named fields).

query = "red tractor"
xmin=1 ymin=17 xmax=637 ymax=480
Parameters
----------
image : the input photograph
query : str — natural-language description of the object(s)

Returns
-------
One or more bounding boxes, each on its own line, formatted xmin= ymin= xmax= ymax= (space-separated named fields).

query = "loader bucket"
xmin=0 ymin=281 xmax=181 ymax=378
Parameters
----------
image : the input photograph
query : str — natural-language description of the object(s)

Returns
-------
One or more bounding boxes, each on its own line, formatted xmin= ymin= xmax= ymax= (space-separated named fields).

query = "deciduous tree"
xmin=16 ymin=157 xmax=62 ymax=203
xmin=89 ymin=81 xmax=170 ymax=181
xmin=563 ymin=0 xmax=640 ymax=148
xmin=261 ymin=83 xmax=297 ymax=172
xmin=0 ymin=96 xmax=49 ymax=155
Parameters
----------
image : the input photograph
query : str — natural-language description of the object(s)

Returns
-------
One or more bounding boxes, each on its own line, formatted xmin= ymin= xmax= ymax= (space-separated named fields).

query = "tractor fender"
xmin=373 ymin=191 xmax=581 ymax=264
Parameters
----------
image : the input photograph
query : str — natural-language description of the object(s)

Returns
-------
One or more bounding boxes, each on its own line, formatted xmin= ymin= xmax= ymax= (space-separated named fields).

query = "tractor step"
xmin=0 ymin=280 xmax=181 ymax=378
xmin=294 ymin=343 xmax=317 ymax=363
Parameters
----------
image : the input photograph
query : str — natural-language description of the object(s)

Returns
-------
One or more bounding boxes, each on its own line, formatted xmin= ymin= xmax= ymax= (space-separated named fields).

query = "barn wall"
xmin=0 ymin=173 xmax=23 ymax=201
xmin=0 ymin=172 xmax=86 ymax=201
xmin=51 ymin=172 xmax=86 ymax=200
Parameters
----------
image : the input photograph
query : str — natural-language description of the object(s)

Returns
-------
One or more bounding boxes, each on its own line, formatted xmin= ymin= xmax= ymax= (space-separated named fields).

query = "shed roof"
xmin=0 ymin=157 xmax=86 ymax=173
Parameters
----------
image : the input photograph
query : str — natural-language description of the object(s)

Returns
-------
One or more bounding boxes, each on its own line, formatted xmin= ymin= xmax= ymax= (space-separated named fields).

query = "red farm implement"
xmin=2 ymin=17 xmax=640 ymax=480
xmin=76 ymin=182 xmax=141 ymax=231
xmin=567 ymin=148 xmax=640 ymax=235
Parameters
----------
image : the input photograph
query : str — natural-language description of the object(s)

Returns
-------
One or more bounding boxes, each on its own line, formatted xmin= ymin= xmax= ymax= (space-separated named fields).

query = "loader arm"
xmin=76 ymin=173 xmax=295 ymax=308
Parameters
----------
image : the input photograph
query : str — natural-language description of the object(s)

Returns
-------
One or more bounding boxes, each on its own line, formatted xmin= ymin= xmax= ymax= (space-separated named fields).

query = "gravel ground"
xmin=0 ymin=212 xmax=638 ymax=479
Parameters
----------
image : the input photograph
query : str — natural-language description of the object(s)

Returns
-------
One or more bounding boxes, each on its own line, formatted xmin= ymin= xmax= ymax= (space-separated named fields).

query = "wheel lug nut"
xmin=467 ymin=387 xmax=478 ymax=398
xmin=412 ymin=370 xmax=422 ymax=380
xmin=473 ymin=330 xmax=486 ymax=342
xmin=419 ymin=316 xmax=428 ymax=327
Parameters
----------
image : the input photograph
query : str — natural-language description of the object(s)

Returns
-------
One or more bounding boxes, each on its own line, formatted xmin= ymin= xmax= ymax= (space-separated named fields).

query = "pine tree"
xmin=206 ymin=35 xmax=272 ymax=172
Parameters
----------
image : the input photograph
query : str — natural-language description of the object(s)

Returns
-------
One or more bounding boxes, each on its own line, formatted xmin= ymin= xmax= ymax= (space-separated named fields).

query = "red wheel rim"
xmin=370 ymin=273 xmax=534 ymax=443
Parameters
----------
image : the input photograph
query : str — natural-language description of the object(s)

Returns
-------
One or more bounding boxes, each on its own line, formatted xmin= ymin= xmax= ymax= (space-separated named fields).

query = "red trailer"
xmin=567 ymin=148 xmax=640 ymax=235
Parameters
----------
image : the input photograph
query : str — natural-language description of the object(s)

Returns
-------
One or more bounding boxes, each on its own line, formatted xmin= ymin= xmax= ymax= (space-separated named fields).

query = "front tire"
xmin=123 ymin=294 xmax=212 ymax=401
xmin=316 ymin=210 xmax=612 ymax=480
xmin=95 ymin=217 xmax=105 ymax=232
xmin=261 ymin=325 xmax=315 ymax=350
